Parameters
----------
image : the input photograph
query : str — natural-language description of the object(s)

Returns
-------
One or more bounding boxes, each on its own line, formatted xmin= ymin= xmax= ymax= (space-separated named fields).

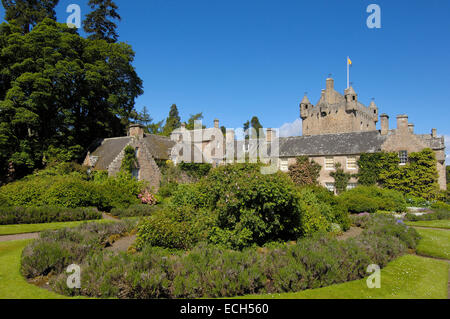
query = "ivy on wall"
xmin=357 ymin=148 xmax=440 ymax=200
xmin=330 ymin=163 xmax=352 ymax=194
xmin=121 ymin=146 xmax=137 ymax=174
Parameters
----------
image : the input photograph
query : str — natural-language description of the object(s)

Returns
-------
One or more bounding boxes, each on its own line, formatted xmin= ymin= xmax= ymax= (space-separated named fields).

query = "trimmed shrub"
xmin=0 ymin=206 xmax=101 ymax=225
xmin=339 ymin=186 xmax=407 ymax=213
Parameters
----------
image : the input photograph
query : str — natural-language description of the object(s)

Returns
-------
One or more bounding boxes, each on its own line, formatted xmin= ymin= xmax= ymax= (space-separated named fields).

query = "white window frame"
xmin=279 ymin=159 xmax=289 ymax=172
xmin=325 ymin=157 xmax=334 ymax=170
xmin=347 ymin=183 xmax=358 ymax=190
xmin=346 ymin=156 xmax=357 ymax=170
xmin=325 ymin=183 xmax=335 ymax=192
xmin=399 ymin=150 xmax=408 ymax=166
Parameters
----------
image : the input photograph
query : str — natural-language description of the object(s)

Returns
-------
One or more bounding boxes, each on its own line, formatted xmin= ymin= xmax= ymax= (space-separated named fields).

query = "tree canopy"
xmin=0 ymin=19 xmax=143 ymax=181
xmin=1 ymin=0 xmax=59 ymax=33
xmin=162 ymin=104 xmax=181 ymax=136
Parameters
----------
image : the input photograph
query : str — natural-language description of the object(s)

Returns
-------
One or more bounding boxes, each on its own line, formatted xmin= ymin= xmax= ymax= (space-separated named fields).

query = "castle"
xmin=83 ymin=77 xmax=447 ymax=192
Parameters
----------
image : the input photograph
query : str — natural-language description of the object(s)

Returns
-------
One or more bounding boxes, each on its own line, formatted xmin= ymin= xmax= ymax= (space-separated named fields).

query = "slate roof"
xmin=279 ymin=131 xmax=387 ymax=157
xmin=89 ymin=134 xmax=175 ymax=170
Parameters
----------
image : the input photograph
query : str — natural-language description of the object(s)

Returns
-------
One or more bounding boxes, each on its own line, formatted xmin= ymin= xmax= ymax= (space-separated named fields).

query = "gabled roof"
xmin=88 ymin=134 xmax=175 ymax=170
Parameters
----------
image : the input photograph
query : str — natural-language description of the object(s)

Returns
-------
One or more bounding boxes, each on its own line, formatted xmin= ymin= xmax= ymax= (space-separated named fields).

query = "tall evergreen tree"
xmin=83 ymin=0 xmax=121 ymax=43
xmin=1 ymin=0 xmax=59 ymax=33
xmin=162 ymin=104 xmax=181 ymax=136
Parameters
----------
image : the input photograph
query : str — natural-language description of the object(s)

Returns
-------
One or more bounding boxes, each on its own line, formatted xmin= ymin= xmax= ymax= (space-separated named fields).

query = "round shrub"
xmin=339 ymin=186 xmax=407 ymax=213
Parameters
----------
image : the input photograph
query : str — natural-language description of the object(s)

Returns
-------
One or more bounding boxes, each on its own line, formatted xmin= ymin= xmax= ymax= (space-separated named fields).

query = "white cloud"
xmin=279 ymin=119 xmax=302 ymax=137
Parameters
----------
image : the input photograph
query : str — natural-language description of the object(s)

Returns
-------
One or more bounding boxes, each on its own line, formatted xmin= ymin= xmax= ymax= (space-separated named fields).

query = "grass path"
xmin=414 ymin=228 xmax=450 ymax=260
xmin=0 ymin=240 xmax=70 ymax=299
xmin=405 ymin=220 xmax=450 ymax=230
xmin=0 ymin=219 xmax=113 ymax=236
xmin=237 ymin=255 xmax=449 ymax=299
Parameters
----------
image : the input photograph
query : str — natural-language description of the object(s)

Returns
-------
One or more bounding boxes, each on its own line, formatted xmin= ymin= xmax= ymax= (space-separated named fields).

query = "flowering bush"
xmin=138 ymin=190 xmax=157 ymax=205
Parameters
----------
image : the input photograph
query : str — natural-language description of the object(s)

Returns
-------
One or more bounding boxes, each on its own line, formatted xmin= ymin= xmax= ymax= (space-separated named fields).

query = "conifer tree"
xmin=162 ymin=104 xmax=181 ymax=136
xmin=83 ymin=0 xmax=121 ymax=43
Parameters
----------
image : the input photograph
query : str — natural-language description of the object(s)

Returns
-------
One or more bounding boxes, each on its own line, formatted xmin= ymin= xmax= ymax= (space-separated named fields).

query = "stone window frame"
xmin=346 ymin=156 xmax=357 ymax=170
xmin=325 ymin=157 xmax=335 ymax=170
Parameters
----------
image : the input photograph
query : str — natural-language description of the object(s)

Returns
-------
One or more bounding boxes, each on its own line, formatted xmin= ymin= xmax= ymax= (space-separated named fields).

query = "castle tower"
xmin=300 ymin=94 xmax=312 ymax=120
xmin=301 ymin=77 xmax=378 ymax=136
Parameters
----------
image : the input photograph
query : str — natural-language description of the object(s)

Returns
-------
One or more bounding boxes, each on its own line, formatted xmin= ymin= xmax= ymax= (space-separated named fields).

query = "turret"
xmin=345 ymin=86 xmax=358 ymax=112
xmin=369 ymin=100 xmax=379 ymax=122
xmin=300 ymin=94 xmax=312 ymax=120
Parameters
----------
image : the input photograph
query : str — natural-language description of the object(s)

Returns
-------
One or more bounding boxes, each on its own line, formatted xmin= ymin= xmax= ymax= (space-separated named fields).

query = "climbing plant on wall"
xmin=357 ymin=148 xmax=439 ymax=200
xmin=330 ymin=163 xmax=352 ymax=194
xmin=121 ymin=146 xmax=137 ymax=174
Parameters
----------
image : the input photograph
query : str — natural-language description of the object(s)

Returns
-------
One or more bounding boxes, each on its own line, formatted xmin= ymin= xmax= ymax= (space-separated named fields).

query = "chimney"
xmin=128 ymin=124 xmax=145 ymax=138
xmin=266 ymin=128 xmax=277 ymax=143
xmin=396 ymin=115 xmax=409 ymax=132
xmin=432 ymin=128 xmax=437 ymax=138
xmin=214 ymin=119 xmax=219 ymax=129
xmin=408 ymin=123 xmax=414 ymax=134
xmin=326 ymin=78 xmax=334 ymax=91
xmin=181 ymin=123 xmax=186 ymax=129
xmin=380 ymin=114 xmax=389 ymax=135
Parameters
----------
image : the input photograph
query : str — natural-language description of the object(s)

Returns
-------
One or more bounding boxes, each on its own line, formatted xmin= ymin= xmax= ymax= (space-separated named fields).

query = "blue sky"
xmin=1 ymin=0 xmax=449 ymax=157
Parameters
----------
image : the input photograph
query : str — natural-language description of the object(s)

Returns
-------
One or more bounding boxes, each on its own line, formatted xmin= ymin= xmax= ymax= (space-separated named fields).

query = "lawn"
xmin=0 ymin=219 xmax=113 ymax=236
xmin=0 ymin=240 xmax=70 ymax=299
xmin=237 ymin=255 xmax=449 ymax=299
xmin=405 ymin=220 xmax=450 ymax=229
xmin=415 ymin=228 xmax=450 ymax=260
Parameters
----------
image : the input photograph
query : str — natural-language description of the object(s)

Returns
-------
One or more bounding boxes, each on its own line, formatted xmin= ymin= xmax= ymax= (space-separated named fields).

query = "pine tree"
xmin=162 ymin=104 xmax=181 ymax=136
xmin=1 ymin=0 xmax=59 ymax=33
xmin=83 ymin=0 xmax=121 ymax=43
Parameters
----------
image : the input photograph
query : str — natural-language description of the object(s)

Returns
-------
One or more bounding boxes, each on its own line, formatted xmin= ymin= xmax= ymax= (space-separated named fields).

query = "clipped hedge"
xmin=22 ymin=214 xmax=419 ymax=299
xmin=339 ymin=186 xmax=407 ymax=213
xmin=0 ymin=206 xmax=102 ymax=225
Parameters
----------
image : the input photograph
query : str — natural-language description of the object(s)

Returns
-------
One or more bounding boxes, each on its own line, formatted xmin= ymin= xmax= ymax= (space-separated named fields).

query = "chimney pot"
xmin=214 ymin=119 xmax=219 ymax=129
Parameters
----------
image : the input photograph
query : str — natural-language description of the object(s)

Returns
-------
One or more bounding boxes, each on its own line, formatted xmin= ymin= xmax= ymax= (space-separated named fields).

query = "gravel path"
xmin=0 ymin=232 xmax=40 ymax=242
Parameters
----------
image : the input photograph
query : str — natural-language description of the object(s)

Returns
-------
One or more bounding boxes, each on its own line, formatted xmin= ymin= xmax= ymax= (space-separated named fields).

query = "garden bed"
xmin=20 ymin=214 xmax=420 ymax=299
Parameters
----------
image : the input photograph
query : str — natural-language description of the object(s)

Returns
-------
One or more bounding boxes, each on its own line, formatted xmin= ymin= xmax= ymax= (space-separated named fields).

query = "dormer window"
xmin=399 ymin=151 xmax=408 ymax=165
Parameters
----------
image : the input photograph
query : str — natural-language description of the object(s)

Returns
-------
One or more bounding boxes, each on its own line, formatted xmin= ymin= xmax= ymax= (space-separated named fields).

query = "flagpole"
xmin=347 ymin=56 xmax=349 ymax=89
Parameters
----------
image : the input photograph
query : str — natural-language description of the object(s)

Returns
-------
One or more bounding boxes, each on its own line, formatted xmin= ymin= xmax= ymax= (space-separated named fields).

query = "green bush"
xmin=0 ymin=171 xmax=144 ymax=211
xmin=24 ymin=214 xmax=419 ymax=299
xmin=0 ymin=193 xmax=9 ymax=207
xmin=0 ymin=206 xmax=101 ymax=225
xmin=339 ymin=186 xmax=407 ymax=213
xmin=110 ymin=205 xmax=156 ymax=218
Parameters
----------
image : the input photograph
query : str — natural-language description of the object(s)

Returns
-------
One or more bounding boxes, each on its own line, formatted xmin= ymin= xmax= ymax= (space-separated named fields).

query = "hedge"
xmin=22 ymin=214 xmax=420 ymax=299
xmin=110 ymin=205 xmax=157 ymax=218
xmin=0 ymin=206 xmax=102 ymax=225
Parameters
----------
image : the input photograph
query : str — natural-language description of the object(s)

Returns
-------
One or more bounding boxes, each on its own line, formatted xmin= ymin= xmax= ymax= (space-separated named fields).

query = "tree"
xmin=185 ymin=113 xmax=205 ymax=130
xmin=0 ymin=19 xmax=143 ymax=181
xmin=83 ymin=0 xmax=121 ymax=43
xmin=446 ymin=165 xmax=450 ymax=186
xmin=250 ymin=116 xmax=264 ymax=139
xmin=288 ymin=156 xmax=322 ymax=186
xmin=330 ymin=163 xmax=351 ymax=194
xmin=243 ymin=121 xmax=250 ymax=140
xmin=1 ymin=0 xmax=59 ymax=33
xmin=162 ymin=104 xmax=181 ymax=136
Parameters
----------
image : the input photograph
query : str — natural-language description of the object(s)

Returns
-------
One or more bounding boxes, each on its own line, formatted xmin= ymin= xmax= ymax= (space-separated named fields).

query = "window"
xmin=325 ymin=157 xmax=334 ymax=170
xmin=347 ymin=157 xmax=357 ymax=170
xmin=326 ymin=183 xmax=335 ymax=192
xmin=131 ymin=168 xmax=139 ymax=180
xmin=399 ymin=151 xmax=408 ymax=165
xmin=280 ymin=159 xmax=289 ymax=172
xmin=347 ymin=183 xmax=358 ymax=190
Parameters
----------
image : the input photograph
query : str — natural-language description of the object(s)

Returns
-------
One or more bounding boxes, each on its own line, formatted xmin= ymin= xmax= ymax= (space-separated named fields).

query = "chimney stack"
xmin=181 ymin=123 xmax=186 ymax=129
xmin=326 ymin=77 xmax=334 ymax=91
xmin=396 ymin=115 xmax=409 ymax=132
xmin=266 ymin=128 xmax=277 ymax=143
xmin=214 ymin=119 xmax=219 ymax=129
xmin=128 ymin=124 xmax=145 ymax=138
xmin=380 ymin=114 xmax=389 ymax=135
xmin=408 ymin=123 xmax=414 ymax=134
xmin=432 ymin=128 xmax=437 ymax=138
xmin=226 ymin=129 xmax=235 ymax=142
